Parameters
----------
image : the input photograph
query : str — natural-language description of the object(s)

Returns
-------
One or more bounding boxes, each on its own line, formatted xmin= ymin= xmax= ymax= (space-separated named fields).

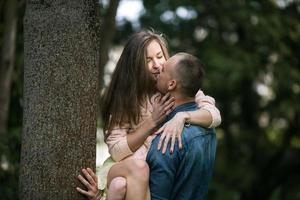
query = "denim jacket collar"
xmin=164 ymin=101 xmax=198 ymax=123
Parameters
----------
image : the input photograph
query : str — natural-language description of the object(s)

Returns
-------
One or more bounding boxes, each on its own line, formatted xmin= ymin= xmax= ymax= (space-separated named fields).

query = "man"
xmin=146 ymin=52 xmax=217 ymax=200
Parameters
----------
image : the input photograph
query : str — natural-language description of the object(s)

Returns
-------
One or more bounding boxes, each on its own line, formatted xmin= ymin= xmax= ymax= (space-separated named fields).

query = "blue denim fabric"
xmin=146 ymin=102 xmax=217 ymax=200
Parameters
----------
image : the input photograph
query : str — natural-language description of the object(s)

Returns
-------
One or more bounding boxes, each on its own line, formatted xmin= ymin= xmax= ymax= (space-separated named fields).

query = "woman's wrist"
xmin=181 ymin=111 xmax=191 ymax=122
xmin=148 ymin=116 xmax=159 ymax=129
xmin=92 ymin=189 xmax=103 ymax=200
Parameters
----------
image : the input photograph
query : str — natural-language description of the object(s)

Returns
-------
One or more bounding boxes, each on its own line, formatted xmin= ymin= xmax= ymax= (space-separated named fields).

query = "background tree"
xmin=0 ymin=0 xmax=23 ymax=198
xmin=19 ymin=0 xmax=99 ymax=199
xmin=0 ymin=0 xmax=16 ymax=142
xmin=98 ymin=0 xmax=119 ymax=93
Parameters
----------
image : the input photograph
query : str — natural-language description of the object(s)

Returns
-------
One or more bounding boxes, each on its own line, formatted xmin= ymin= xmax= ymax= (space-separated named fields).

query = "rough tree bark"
xmin=19 ymin=0 xmax=99 ymax=199
xmin=0 ymin=0 xmax=17 ymax=142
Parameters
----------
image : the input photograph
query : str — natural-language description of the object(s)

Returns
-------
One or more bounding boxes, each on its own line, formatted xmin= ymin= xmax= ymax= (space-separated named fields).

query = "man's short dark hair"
xmin=173 ymin=53 xmax=205 ymax=97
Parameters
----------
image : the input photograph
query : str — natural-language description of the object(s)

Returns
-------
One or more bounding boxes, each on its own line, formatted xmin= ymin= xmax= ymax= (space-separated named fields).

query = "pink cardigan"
xmin=106 ymin=90 xmax=221 ymax=162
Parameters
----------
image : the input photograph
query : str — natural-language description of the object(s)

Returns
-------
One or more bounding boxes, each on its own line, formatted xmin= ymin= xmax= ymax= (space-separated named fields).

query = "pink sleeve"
xmin=105 ymin=127 xmax=133 ymax=162
xmin=195 ymin=90 xmax=221 ymax=128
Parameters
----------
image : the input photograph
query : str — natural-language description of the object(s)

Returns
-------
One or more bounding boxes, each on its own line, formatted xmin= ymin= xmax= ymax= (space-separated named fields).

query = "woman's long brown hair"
xmin=101 ymin=30 xmax=169 ymax=139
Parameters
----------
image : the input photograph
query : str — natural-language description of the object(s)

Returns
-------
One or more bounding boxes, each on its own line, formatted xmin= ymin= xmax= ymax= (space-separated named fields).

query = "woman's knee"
xmin=128 ymin=159 xmax=149 ymax=179
xmin=109 ymin=177 xmax=127 ymax=193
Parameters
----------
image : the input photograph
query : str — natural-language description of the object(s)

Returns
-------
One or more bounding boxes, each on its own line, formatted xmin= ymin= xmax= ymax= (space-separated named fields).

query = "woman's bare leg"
xmin=107 ymin=159 xmax=150 ymax=200
xmin=107 ymin=177 xmax=127 ymax=200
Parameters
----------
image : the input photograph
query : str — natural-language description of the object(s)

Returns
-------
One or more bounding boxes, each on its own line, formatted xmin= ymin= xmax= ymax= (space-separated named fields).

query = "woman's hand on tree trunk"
xmin=76 ymin=168 xmax=103 ymax=200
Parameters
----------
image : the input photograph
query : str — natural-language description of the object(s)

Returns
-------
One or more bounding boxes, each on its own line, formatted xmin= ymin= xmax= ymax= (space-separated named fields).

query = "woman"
xmin=76 ymin=30 xmax=221 ymax=200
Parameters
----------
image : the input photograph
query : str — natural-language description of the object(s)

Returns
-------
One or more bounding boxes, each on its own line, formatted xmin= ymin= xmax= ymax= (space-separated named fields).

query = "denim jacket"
xmin=147 ymin=101 xmax=217 ymax=200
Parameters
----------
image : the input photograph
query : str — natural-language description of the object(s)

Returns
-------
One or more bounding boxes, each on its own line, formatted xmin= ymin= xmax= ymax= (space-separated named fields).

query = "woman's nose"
xmin=153 ymin=59 xmax=161 ymax=70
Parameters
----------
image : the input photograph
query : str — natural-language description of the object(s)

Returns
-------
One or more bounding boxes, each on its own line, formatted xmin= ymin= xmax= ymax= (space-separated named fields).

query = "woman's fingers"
xmin=153 ymin=93 xmax=162 ymax=102
xmin=157 ymin=131 xmax=166 ymax=150
xmin=82 ymin=169 xmax=96 ymax=186
xmin=160 ymin=93 xmax=171 ymax=104
xmin=78 ymin=174 xmax=90 ymax=188
xmin=76 ymin=187 xmax=90 ymax=196
xmin=161 ymin=94 xmax=174 ymax=116
xmin=163 ymin=101 xmax=174 ymax=113
xmin=76 ymin=168 xmax=101 ymax=200
xmin=151 ymin=93 xmax=175 ymax=125
xmin=87 ymin=168 xmax=98 ymax=183
xmin=170 ymin=134 xmax=176 ymax=153
xmin=154 ymin=125 xmax=164 ymax=135
xmin=178 ymin=134 xmax=183 ymax=149
xmin=163 ymin=96 xmax=174 ymax=107
xmin=162 ymin=133 xmax=171 ymax=154
xmin=165 ymin=107 xmax=173 ymax=116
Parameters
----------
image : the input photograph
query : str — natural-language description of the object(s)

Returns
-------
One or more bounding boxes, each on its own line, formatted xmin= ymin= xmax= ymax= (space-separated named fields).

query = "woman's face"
xmin=146 ymin=40 xmax=167 ymax=80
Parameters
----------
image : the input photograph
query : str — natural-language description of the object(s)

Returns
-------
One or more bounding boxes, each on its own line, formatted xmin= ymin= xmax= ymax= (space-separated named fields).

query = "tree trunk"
xmin=0 ymin=0 xmax=17 ymax=142
xmin=19 ymin=1 xmax=99 ymax=199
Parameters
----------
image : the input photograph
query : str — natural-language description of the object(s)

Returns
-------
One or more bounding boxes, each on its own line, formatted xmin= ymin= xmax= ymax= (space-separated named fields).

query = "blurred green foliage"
xmin=0 ymin=0 xmax=24 ymax=198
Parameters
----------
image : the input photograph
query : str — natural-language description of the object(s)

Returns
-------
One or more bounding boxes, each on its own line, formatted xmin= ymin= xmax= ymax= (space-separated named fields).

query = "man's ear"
xmin=168 ymin=79 xmax=177 ymax=91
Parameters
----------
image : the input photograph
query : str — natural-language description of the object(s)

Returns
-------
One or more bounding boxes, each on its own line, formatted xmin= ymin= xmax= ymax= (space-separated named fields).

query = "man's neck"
xmin=171 ymin=92 xmax=195 ymax=107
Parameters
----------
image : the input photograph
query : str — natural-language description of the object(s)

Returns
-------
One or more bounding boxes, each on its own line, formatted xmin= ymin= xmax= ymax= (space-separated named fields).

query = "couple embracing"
xmin=77 ymin=30 xmax=220 ymax=200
